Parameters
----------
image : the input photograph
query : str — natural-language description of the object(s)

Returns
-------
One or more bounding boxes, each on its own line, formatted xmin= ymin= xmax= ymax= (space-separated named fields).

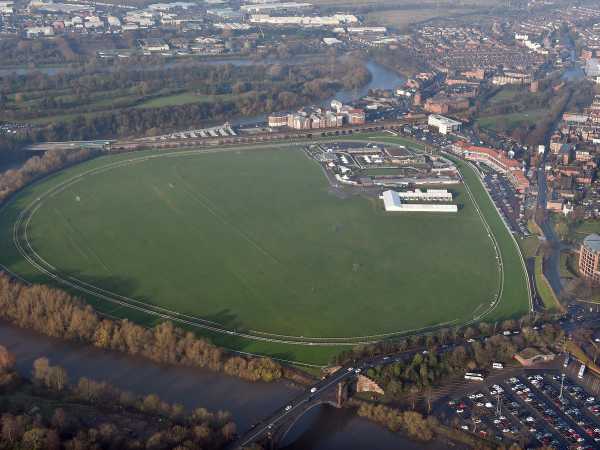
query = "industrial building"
xmin=381 ymin=190 xmax=458 ymax=213
xmin=579 ymin=234 xmax=600 ymax=284
xmin=428 ymin=114 xmax=462 ymax=135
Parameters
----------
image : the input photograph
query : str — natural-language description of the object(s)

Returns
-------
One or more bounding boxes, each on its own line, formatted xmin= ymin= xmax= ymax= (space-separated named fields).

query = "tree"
xmin=0 ymin=345 xmax=16 ymax=371
xmin=47 ymin=365 xmax=68 ymax=392
xmin=222 ymin=422 xmax=236 ymax=441
xmin=32 ymin=358 xmax=68 ymax=391
xmin=1 ymin=414 xmax=21 ymax=444
xmin=408 ymin=385 xmax=420 ymax=410
xmin=402 ymin=411 xmax=433 ymax=441
xmin=51 ymin=409 xmax=67 ymax=432
xmin=423 ymin=387 xmax=434 ymax=414
xmin=32 ymin=357 xmax=50 ymax=386
xmin=45 ymin=429 xmax=61 ymax=450
xmin=22 ymin=428 xmax=47 ymax=450
xmin=142 ymin=394 xmax=162 ymax=414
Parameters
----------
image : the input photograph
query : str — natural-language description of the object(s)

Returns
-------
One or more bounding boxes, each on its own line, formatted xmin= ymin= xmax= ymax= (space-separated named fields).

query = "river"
xmin=0 ymin=321 xmax=449 ymax=449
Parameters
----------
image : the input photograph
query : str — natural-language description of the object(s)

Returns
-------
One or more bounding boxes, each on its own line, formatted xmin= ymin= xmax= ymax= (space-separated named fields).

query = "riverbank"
xmin=0 ymin=321 xmax=298 ymax=431
xmin=0 ymin=321 xmax=453 ymax=449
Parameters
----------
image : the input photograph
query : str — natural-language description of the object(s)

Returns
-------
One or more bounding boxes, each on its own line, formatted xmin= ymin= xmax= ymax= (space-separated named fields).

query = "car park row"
xmin=446 ymin=368 xmax=600 ymax=449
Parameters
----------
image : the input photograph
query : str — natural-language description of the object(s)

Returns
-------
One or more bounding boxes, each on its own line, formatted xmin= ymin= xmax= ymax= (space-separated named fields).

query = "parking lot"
xmin=481 ymin=169 xmax=529 ymax=237
xmin=442 ymin=366 xmax=600 ymax=449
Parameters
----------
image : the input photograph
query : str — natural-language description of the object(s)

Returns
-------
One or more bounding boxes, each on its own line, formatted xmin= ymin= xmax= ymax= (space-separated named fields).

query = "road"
xmin=536 ymin=164 xmax=564 ymax=296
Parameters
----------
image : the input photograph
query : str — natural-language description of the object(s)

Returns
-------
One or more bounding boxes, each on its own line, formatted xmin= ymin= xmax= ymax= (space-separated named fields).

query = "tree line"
xmin=333 ymin=316 xmax=563 ymax=400
xmin=0 ymin=38 xmax=73 ymax=67
xmin=1 ymin=59 xmax=365 ymax=99
xmin=0 ymin=273 xmax=291 ymax=384
xmin=0 ymin=345 xmax=236 ymax=449
xmin=0 ymin=148 xmax=97 ymax=205
xmin=355 ymin=401 xmax=435 ymax=441
xmin=1 ymin=59 xmax=371 ymax=142
xmin=354 ymin=400 xmax=519 ymax=450
xmin=471 ymin=79 xmax=594 ymax=147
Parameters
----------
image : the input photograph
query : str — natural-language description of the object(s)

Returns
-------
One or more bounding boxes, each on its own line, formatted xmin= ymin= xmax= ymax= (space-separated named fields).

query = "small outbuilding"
xmin=514 ymin=347 xmax=555 ymax=366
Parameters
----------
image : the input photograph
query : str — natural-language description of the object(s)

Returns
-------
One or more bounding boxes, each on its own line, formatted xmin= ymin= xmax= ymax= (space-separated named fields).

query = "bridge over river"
xmin=231 ymin=364 xmax=365 ymax=449
xmin=230 ymin=351 xmax=400 ymax=450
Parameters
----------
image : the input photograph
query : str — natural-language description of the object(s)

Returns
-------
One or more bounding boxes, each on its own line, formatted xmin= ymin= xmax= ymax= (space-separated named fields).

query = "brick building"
xmin=579 ymin=234 xmax=600 ymax=284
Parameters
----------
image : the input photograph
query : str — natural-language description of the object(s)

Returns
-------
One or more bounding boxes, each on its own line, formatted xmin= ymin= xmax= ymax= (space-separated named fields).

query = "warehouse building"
xmin=381 ymin=190 xmax=457 ymax=213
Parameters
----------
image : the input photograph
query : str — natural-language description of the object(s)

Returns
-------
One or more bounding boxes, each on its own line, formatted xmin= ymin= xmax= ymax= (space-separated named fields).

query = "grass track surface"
xmin=0 ymin=139 xmax=529 ymax=364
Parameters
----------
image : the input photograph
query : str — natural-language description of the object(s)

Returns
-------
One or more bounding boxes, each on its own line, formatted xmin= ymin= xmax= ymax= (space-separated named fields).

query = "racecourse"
xmin=0 ymin=141 xmax=529 ymax=364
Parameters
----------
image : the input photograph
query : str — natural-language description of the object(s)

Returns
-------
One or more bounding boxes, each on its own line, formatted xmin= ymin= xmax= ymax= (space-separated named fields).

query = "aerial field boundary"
xmin=4 ymin=140 xmax=525 ymax=355
xmin=9 ymin=147 xmax=465 ymax=345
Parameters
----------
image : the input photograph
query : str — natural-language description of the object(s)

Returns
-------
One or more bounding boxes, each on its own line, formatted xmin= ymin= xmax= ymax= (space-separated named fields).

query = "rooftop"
xmin=583 ymin=233 xmax=600 ymax=253
xmin=429 ymin=114 xmax=462 ymax=126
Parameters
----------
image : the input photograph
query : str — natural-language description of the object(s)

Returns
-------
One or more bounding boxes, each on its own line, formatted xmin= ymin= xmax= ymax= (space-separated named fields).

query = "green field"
xmin=135 ymin=92 xmax=237 ymax=109
xmin=0 ymin=140 xmax=530 ymax=364
xmin=476 ymin=110 xmax=547 ymax=132
xmin=567 ymin=219 xmax=600 ymax=243
xmin=488 ymin=87 xmax=526 ymax=105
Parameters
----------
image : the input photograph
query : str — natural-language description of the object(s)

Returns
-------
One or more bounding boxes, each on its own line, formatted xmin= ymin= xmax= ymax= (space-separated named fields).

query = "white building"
xmin=241 ymin=2 xmax=311 ymax=13
xmin=323 ymin=37 xmax=342 ymax=45
xmin=0 ymin=1 xmax=13 ymax=14
xmin=248 ymin=14 xmax=356 ymax=26
xmin=346 ymin=26 xmax=387 ymax=33
xmin=586 ymin=59 xmax=600 ymax=78
xmin=492 ymin=72 xmax=532 ymax=85
xmin=381 ymin=190 xmax=458 ymax=213
xmin=428 ymin=114 xmax=462 ymax=135
xmin=331 ymin=99 xmax=343 ymax=112
xmin=148 ymin=2 xmax=195 ymax=10
xmin=396 ymin=88 xmax=414 ymax=98
xmin=26 ymin=26 xmax=54 ymax=37
xmin=397 ymin=189 xmax=453 ymax=202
